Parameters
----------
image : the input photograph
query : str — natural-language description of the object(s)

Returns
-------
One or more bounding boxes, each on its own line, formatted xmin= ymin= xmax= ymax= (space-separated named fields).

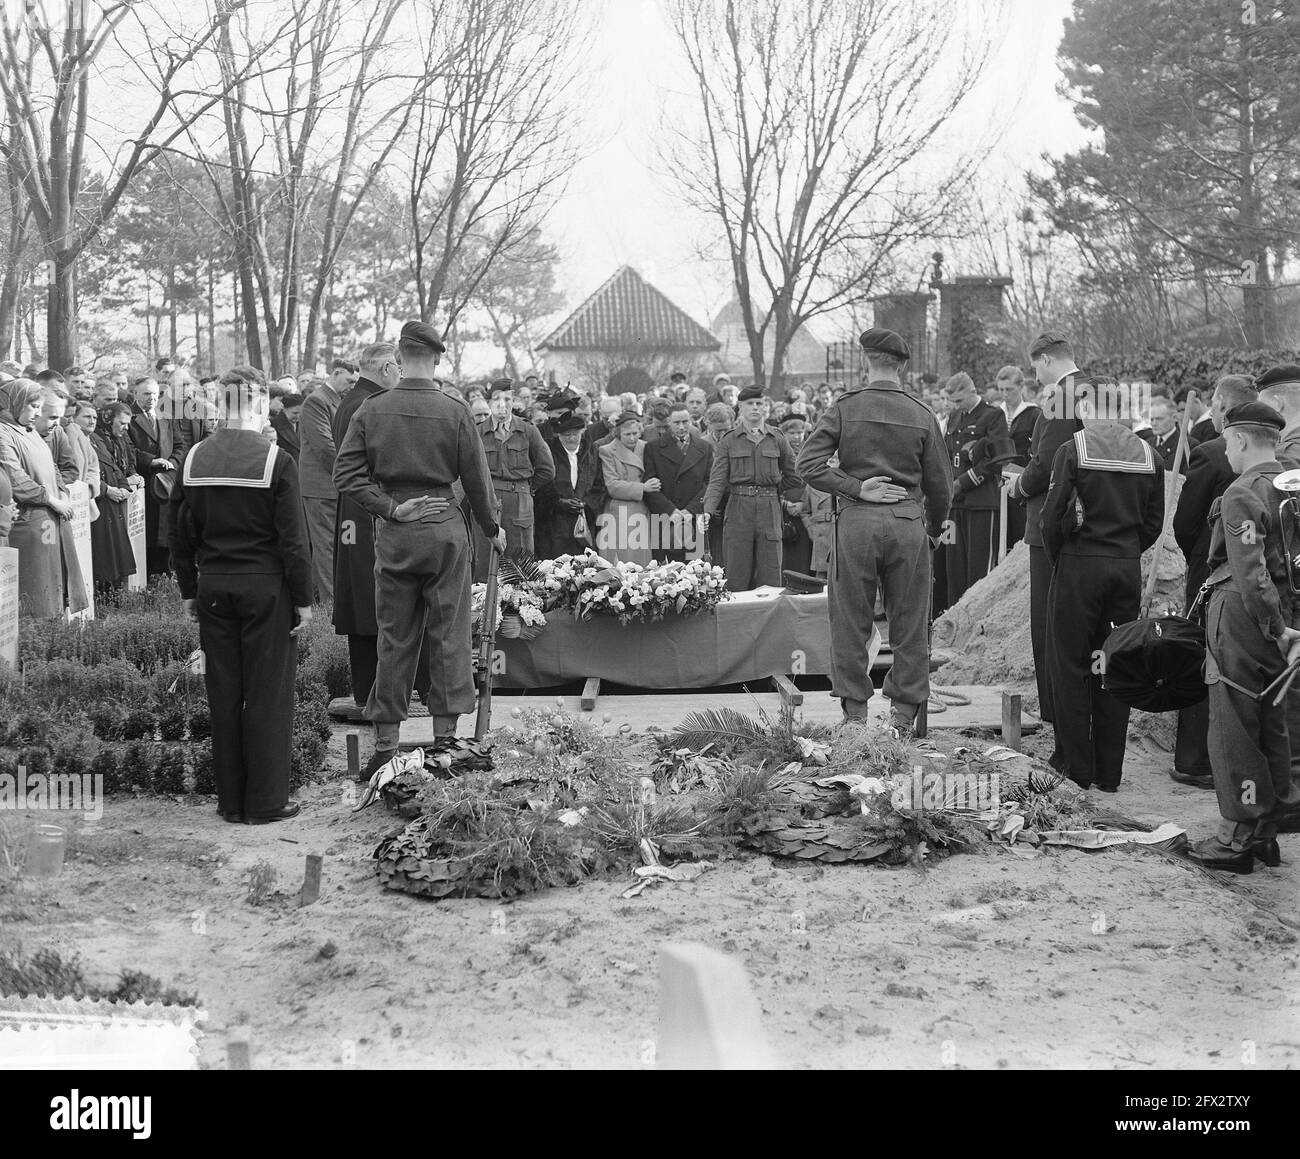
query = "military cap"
xmin=552 ymin=412 xmax=586 ymax=433
xmin=859 ymin=327 xmax=910 ymax=360
xmin=487 ymin=378 xmax=514 ymax=397
xmin=737 ymin=385 xmax=765 ymax=402
xmin=1255 ymin=365 xmax=1300 ymax=392
xmin=1225 ymin=401 xmax=1286 ymax=432
xmin=399 ymin=319 xmax=446 ymax=354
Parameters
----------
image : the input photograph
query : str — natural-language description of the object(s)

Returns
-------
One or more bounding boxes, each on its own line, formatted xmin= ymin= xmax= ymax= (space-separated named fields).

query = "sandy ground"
xmin=2 ymin=714 xmax=1298 ymax=1070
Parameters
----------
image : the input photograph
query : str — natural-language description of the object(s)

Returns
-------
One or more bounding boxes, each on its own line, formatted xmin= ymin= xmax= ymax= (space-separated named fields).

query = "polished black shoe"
xmin=1187 ymin=842 xmax=1254 ymax=874
xmin=358 ymin=748 xmax=397 ymax=784
xmin=246 ymin=803 xmax=301 ymax=825
xmin=1094 ymin=784 xmax=1119 ymax=794
xmin=1253 ymin=838 xmax=1281 ymax=868
xmin=220 ymin=811 xmax=245 ymax=824
xmin=1169 ymin=769 xmax=1215 ymax=790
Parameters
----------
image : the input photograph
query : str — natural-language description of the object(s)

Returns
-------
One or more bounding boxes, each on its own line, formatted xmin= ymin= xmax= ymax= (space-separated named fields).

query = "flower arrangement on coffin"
xmin=536 ymin=551 xmax=728 ymax=626
xmin=471 ymin=553 xmax=548 ymax=641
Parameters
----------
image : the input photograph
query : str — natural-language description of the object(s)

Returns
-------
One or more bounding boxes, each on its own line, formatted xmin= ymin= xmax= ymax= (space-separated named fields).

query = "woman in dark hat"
xmin=170 ymin=369 xmax=313 ymax=825
xmin=88 ymin=401 xmax=141 ymax=595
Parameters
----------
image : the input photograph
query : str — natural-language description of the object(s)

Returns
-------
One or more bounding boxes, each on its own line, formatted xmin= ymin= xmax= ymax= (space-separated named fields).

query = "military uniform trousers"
xmin=1174 ymin=552 xmax=1212 ymax=781
xmin=1206 ymin=588 xmax=1300 ymax=846
xmin=722 ymin=488 xmax=783 ymax=591
xmin=829 ymin=503 xmax=930 ymax=708
xmin=301 ymin=493 xmax=337 ymax=603
xmin=944 ymin=506 xmax=998 ymax=607
xmin=197 ymin=574 xmax=297 ymax=819
xmin=1045 ymin=554 xmax=1138 ymax=788
xmin=473 ymin=481 xmax=532 ymax=580
xmin=1029 ymin=545 xmax=1055 ymax=725
xmin=368 ymin=514 xmax=475 ymax=723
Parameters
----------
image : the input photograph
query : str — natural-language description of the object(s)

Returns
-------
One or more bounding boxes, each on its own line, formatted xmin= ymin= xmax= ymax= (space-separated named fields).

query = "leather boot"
xmin=841 ymin=699 xmax=870 ymax=722
xmin=432 ymin=714 xmax=459 ymax=737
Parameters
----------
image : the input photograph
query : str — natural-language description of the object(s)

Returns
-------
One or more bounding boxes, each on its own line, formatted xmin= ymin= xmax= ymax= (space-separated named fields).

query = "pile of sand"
xmin=933 ymin=477 xmax=1190 ymax=688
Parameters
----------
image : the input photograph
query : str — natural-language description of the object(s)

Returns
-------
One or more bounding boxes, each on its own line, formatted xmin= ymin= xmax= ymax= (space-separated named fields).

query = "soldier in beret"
xmin=702 ymin=384 xmax=802 ymax=590
xmin=1190 ymin=402 xmax=1300 ymax=871
xmin=798 ymin=328 xmax=951 ymax=729
xmin=334 ymin=320 xmax=503 ymax=779
xmin=941 ymin=370 xmax=1011 ymax=605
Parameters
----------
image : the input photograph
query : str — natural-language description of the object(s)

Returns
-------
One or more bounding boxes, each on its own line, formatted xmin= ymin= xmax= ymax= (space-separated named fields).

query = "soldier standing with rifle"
xmin=1189 ymin=402 xmax=1300 ymax=872
xmin=798 ymin=329 xmax=950 ymax=731
xmin=334 ymin=322 xmax=503 ymax=781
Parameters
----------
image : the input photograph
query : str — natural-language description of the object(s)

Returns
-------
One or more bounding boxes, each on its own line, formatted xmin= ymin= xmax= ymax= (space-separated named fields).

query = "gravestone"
xmin=67 ymin=481 xmax=94 ymax=620
xmin=127 ymin=488 xmax=147 ymax=590
xmin=0 ymin=546 xmax=18 ymax=669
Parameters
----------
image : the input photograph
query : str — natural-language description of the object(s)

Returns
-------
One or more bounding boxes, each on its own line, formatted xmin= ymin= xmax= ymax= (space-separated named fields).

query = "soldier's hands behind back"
xmin=392 ymin=496 xmax=448 ymax=522
xmin=859 ymin=476 xmax=907 ymax=503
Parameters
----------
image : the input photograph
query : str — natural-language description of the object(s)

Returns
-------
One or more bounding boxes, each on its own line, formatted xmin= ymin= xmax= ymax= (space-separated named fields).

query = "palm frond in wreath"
xmin=671 ymin=707 xmax=768 ymax=753
xmin=499 ymin=550 xmax=543 ymax=588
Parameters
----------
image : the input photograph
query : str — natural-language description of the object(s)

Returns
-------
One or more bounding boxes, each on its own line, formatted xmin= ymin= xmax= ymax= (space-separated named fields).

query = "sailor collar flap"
xmin=1073 ymin=426 xmax=1156 ymax=474
xmin=183 ymin=430 xmax=279 ymax=489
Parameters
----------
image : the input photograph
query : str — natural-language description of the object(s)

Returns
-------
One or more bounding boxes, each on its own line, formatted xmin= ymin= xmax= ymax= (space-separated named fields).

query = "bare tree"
xmin=0 ymin=0 xmax=287 ymax=368
xmin=663 ymin=0 xmax=1002 ymax=392
xmin=405 ymin=0 xmax=590 ymax=333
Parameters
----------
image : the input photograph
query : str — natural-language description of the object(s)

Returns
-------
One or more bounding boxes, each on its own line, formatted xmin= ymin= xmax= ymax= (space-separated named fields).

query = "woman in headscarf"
xmin=89 ymin=401 xmax=140 ymax=594
xmin=0 ymin=378 xmax=89 ymax=617
xmin=595 ymin=412 xmax=659 ymax=566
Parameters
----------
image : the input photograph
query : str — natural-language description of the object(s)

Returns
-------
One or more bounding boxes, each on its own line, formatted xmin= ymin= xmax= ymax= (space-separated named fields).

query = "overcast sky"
xmin=544 ymin=0 xmax=1088 ymax=341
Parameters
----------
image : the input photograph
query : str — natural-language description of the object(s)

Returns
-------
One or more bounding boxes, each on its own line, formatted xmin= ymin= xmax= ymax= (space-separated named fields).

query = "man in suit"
xmin=942 ymin=371 xmax=1011 ymax=604
xmin=1007 ymin=332 xmax=1085 ymax=759
xmin=999 ymin=365 xmax=1040 ymax=550
xmin=1146 ymin=395 xmax=1197 ymax=473
xmin=298 ymin=357 xmax=360 ymax=603
xmin=643 ymin=402 xmax=714 ymax=562
xmin=1177 ymin=381 xmax=1217 ymax=445
xmin=536 ymin=413 xmax=599 ymax=558
xmin=129 ymin=375 xmax=190 ymax=577
xmin=270 ymin=393 xmax=304 ymax=464
xmin=1171 ymin=374 xmax=1256 ymax=790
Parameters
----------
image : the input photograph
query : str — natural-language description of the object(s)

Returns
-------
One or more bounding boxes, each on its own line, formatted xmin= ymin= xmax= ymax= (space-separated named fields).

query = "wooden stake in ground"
xmin=658 ymin=943 xmax=774 ymax=1069
xmin=1001 ymin=691 xmax=1022 ymax=751
xmin=299 ymin=854 xmax=323 ymax=907
xmin=346 ymin=731 xmax=360 ymax=780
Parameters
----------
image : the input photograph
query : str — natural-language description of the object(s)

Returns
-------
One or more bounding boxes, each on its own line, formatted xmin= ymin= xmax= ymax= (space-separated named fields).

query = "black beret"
xmin=859 ymin=327 xmax=910 ymax=359
xmin=399 ymin=320 xmax=447 ymax=354
xmin=1255 ymin=364 xmax=1300 ymax=391
xmin=552 ymin=413 xmax=586 ymax=433
xmin=1225 ymin=401 xmax=1285 ymax=432
xmin=778 ymin=414 xmax=808 ymax=429
xmin=737 ymin=385 xmax=765 ymax=402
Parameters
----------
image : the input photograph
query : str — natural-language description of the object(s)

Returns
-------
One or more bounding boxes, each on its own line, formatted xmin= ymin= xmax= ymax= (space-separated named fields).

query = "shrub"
xmin=153 ymin=746 xmax=188 ymax=795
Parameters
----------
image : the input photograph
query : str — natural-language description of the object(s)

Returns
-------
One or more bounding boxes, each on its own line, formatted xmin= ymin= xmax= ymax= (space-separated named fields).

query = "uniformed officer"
xmin=942 ymin=371 xmax=1011 ymax=604
xmin=169 ymin=369 xmax=314 ymax=824
xmin=798 ymin=329 xmax=951 ymax=729
xmin=472 ymin=380 xmax=555 ymax=578
xmin=330 ymin=341 xmax=431 ymax=711
xmin=1189 ymin=402 xmax=1300 ymax=872
xmin=1040 ymin=377 xmax=1164 ymax=791
xmin=702 ymin=385 xmax=802 ymax=590
xmin=999 ymin=365 xmax=1040 ymax=549
xmin=333 ymin=322 xmax=503 ymax=779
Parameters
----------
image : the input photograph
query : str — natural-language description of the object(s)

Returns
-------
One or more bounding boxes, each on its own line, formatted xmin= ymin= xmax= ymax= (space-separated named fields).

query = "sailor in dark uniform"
xmin=941 ymin=371 xmax=1011 ymax=604
xmin=169 ymin=368 xmax=313 ymax=824
xmin=999 ymin=365 xmax=1040 ymax=550
xmin=798 ymin=328 xmax=950 ymax=729
xmin=1189 ymin=402 xmax=1300 ymax=872
xmin=333 ymin=322 xmax=502 ymax=779
xmin=1040 ymin=377 xmax=1164 ymax=791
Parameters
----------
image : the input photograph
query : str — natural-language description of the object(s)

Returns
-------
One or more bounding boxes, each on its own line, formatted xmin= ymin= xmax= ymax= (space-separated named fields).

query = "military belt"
xmin=387 ymin=485 xmax=455 ymax=502
xmin=492 ymin=478 xmax=532 ymax=493
xmin=732 ymin=485 xmax=777 ymax=496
